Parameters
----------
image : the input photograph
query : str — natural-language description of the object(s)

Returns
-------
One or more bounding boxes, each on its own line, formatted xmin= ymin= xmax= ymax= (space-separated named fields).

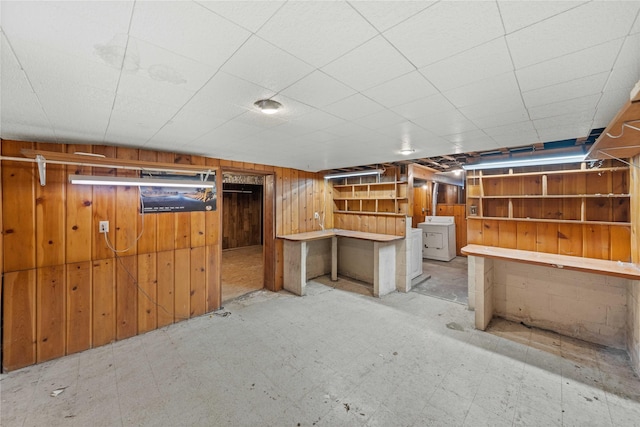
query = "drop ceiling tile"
xmin=104 ymin=114 xmax=164 ymax=146
xmin=497 ymin=1 xmax=587 ymax=34
xmin=612 ymin=33 xmax=640 ymax=70
xmin=350 ymin=1 xmax=435 ymax=32
xmin=536 ymin=124 xmax=592 ymax=142
xmin=516 ymin=39 xmax=622 ymax=92
xmin=280 ymin=71 xmax=356 ymax=108
xmin=183 ymin=71 xmax=273 ymax=120
xmin=112 ymin=93 xmax=179 ymax=127
xmin=522 ymin=72 xmax=609 ymax=109
xmin=506 ymin=1 xmax=639 ymax=68
xmin=1 ymin=1 xmax=133 ymax=65
xmin=323 ymin=94 xmax=385 ymax=121
xmin=533 ymin=111 xmax=593 ymax=132
xmin=324 ymin=121 xmax=373 ymax=138
xmin=391 ymin=94 xmax=457 ymax=120
xmin=412 ymin=110 xmax=478 ymax=136
xmin=354 ymin=110 xmax=406 ymax=131
xmin=363 ymin=71 xmax=438 ymax=108
xmin=420 ymin=38 xmax=513 ymax=92
xmin=187 ymin=120 xmax=264 ymax=149
xmin=444 ymin=72 xmax=522 ymax=109
xmin=321 ymin=36 xmax=415 ymax=91
xmin=528 ymin=93 xmax=601 ymax=121
xmin=458 ymin=94 xmax=525 ymax=120
xmin=468 ymin=109 xmax=530 ymax=129
xmin=146 ymin=110 xmax=229 ymax=147
xmin=221 ymin=36 xmax=314 ymax=92
xmin=256 ymin=1 xmax=377 ymax=68
xmin=454 ymin=139 xmax=502 ymax=153
xmin=234 ymin=110 xmax=288 ymax=130
xmin=593 ymin=88 xmax=633 ymax=128
xmin=443 ymin=129 xmax=494 ymax=146
xmin=130 ymin=1 xmax=250 ymax=68
xmin=196 ymin=1 xmax=285 ymax=33
xmin=484 ymin=121 xmax=537 ymax=138
xmin=271 ymin=95 xmax=318 ymax=120
xmin=491 ymin=130 xmax=541 ymax=148
xmin=290 ymin=110 xmax=345 ymax=131
xmin=376 ymin=122 xmax=436 ymax=145
xmin=384 ymin=1 xmax=504 ymax=68
xmin=304 ymin=131 xmax=340 ymax=144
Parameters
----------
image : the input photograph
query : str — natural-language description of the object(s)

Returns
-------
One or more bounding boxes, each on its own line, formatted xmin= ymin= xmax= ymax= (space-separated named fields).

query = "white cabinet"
xmin=410 ymin=228 xmax=423 ymax=279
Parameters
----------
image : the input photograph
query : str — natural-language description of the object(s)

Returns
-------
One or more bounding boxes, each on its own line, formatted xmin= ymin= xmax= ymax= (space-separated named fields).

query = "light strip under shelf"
xmin=462 ymin=154 xmax=586 ymax=170
xmin=68 ymin=174 xmax=215 ymax=188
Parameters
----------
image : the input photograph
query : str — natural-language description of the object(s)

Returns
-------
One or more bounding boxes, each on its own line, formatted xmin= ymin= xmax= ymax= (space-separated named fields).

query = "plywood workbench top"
xmin=462 ymin=244 xmax=640 ymax=280
xmin=278 ymin=229 xmax=403 ymax=242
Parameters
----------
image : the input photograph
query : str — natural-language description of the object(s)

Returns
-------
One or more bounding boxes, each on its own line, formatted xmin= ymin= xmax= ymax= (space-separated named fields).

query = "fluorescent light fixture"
xmin=462 ymin=154 xmax=586 ymax=170
xmin=69 ymin=174 xmax=215 ymax=188
xmin=324 ymin=169 xmax=384 ymax=180
xmin=254 ymin=99 xmax=282 ymax=114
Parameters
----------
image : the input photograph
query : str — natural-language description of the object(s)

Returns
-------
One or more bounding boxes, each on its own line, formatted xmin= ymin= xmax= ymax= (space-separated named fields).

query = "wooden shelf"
xmin=331 ymin=173 xmax=408 ymax=218
xmin=334 ymin=210 xmax=407 ymax=217
xmin=476 ymin=194 xmax=630 ymax=199
xmin=467 ymin=216 xmax=631 ymax=226
xmin=475 ymin=166 xmax=627 ymax=179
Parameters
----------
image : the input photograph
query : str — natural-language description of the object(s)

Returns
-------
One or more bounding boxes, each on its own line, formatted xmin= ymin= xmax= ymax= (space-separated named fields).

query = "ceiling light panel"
xmin=220 ymin=36 xmax=314 ymax=92
xmin=383 ymin=1 xmax=504 ymax=68
xmin=321 ymin=36 xmax=415 ymax=91
xmin=256 ymin=1 xmax=378 ymax=68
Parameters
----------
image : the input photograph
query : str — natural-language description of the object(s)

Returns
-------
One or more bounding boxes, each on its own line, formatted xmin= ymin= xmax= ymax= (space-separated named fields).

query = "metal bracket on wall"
xmin=35 ymin=154 xmax=46 ymax=186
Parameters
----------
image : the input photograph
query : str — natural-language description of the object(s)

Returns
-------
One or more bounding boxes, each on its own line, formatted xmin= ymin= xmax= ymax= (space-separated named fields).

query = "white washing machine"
xmin=419 ymin=216 xmax=456 ymax=262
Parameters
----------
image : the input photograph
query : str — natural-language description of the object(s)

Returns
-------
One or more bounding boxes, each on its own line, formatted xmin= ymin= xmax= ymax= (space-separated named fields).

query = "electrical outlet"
xmin=99 ymin=221 xmax=109 ymax=233
xmin=314 ymin=212 xmax=320 ymax=219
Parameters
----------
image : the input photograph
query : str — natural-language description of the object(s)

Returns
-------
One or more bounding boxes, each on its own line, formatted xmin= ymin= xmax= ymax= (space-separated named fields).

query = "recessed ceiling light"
xmin=254 ymin=99 xmax=282 ymax=115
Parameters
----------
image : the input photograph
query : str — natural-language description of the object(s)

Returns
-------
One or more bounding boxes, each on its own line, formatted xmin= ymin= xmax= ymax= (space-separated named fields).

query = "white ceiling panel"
xmin=280 ymin=71 xmax=356 ymax=108
xmin=515 ymin=39 xmax=623 ymax=93
xmin=391 ymin=94 xmax=457 ymax=121
xmin=220 ymin=36 xmax=314 ymax=93
xmin=2 ymin=1 xmax=638 ymax=171
xmin=323 ymin=94 xmax=385 ymax=121
xmin=349 ymin=1 xmax=435 ymax=32
xmin=498 ymin=1 xmax=587 ymax=34
xmin=444 ymin=72 xmax=522 ymax=109
xmin=196 ymin=1 xmax=284 ymax=33
xmin=129 ymin=1 xmax=249 ymax=69
xmin=321 ymin=36 xmax=415 ymax=91
xmin=420 ymin=38 xmax=514 ymax=92
xmin=384 ymin=1 xmax=504 ymax=68
xmin=363 ymin=71 xmax=437 ymax=108
xmin=256 ymin=1 xmax=378 ymax=68
xmin=506 ymin=1 xmax=640 ymax=68
xmin=522 ymin=73 xmax=609 ymax=109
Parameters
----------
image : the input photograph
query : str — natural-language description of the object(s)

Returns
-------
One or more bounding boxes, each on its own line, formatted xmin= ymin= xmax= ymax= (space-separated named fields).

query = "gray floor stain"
xmin=412 ymin=256 xmax=468 ymax=305
xmin=446 ymin=322 xmax=464 ymax=331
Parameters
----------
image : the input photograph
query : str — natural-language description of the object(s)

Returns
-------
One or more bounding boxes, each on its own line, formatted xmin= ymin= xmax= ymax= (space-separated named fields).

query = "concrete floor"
xmin=2 ymin=281 xmax=639 ymax=426
xmin=413 ymin=257 xmax=469 ymax=305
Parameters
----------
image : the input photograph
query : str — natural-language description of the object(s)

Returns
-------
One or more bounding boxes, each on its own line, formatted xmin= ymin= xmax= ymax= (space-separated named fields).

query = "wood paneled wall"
xmin=632 ymin=154 xmax=640 ymax=264
xmin=412 ymin=183 xmax=432 ymax=227
xmin=1 ymin=140 xmax=325 ymax=371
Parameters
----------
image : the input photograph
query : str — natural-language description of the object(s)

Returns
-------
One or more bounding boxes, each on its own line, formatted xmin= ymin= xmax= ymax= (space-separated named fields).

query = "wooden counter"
xmin=278 ymin=229 xmax=403 ymax=297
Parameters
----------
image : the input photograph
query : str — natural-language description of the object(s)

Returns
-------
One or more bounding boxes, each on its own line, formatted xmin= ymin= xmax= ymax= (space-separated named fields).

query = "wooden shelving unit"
xmin=465 ymin=161 xmax=632 ymax=261
xmin=466 ymin=165 xmax=630 ymax=225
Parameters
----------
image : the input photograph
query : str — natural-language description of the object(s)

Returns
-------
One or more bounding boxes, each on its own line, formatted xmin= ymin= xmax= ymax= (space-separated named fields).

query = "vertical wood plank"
xmin=36 ymin=265 xmax=65 ymax=363
xmin=498 ymin=221 xmax=517 ymax=249
xmin=291 ymin=169 xmax=299 ymax=233
xmin=190 ymin=246 xmax=206 ymax=316
xmin=66 ymin=144 xmax=93 ymax=263
xmin=175 ymin=213 xmax=191 ymax=249
xmin=482 ymin=219 xmax=500 ymax=247
xmin=282 ymin=168 xmax=292 ymax=234
xmin=2 ymin=140 xmax=36 ymax=271
xmin=66 ymin=261 xmax=92 ymax=354
xmin=516 ymin=222 xmax=537 ymax=251
xmin=36 ymin=143 xmax=65 ymax=267
xmin=92 ymin=146 xmax=116 ymax=260
xmin=275 ymin=168 xmax=284 ymax=236
xmin=157 ymin=213 xmax=176 ymax=252
xmin=583 ymin=224 xmax=610 ymax=260
xmin=264 ymin=174 xmax=276 ymax=291
xmin=156 ymin=250 xmax=175 ymax=327
xmin=609 ymin=226 xmax=631 ymax=262
xmin=115 ymin=148 xmax=139 ymax=254
xmin=116 ymin=255 xmax=138 ymax=339
xmin=2 ymin=269 xmax=36 ymax=370
xmin=136 ymin=151 xmax=158 ymax=254
xmin=174 ymin=248 xmax=191 ymax=321
xmin=206 ymin=245 xmax=221 ymax=311
xmin=137 ymin=253 xmax=157 ymax=333
xmin=92 ymin=258 xmax=116 ymax=347
xmin=557 ymin=223 xmax=583 ymax=257
xmin=536 ymin=222 xmax=559 ymax=254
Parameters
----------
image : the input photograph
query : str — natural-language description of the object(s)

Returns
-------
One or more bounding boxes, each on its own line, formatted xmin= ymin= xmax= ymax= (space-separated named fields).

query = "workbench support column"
xmin=331 ymin=236 xmax=338 ymax=281
xmin=468 ymin=255 xmax=494 ymax=330
xmin=373 ymin=242 xmax=396 ymax=297
xmin=284 ymin=240 xmax=306 ymax=296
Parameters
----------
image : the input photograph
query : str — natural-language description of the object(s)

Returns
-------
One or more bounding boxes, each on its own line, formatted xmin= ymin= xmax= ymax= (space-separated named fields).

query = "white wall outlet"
xmin=99 ymin=221 xmax=109 ymax=233
xmin=314 ymin=212 xmax=320 ymax=219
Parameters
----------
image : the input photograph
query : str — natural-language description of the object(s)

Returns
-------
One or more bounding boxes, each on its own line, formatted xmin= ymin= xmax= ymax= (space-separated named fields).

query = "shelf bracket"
xmin=35 ymin=154 xmax=46 ymax=186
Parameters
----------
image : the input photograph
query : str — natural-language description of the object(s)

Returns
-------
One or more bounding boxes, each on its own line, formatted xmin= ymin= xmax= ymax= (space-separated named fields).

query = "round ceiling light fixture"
xmin=400 ymin=147 xmax=415 ymax=155
xmin=254 ymin=99 xmax=282 ymax=115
